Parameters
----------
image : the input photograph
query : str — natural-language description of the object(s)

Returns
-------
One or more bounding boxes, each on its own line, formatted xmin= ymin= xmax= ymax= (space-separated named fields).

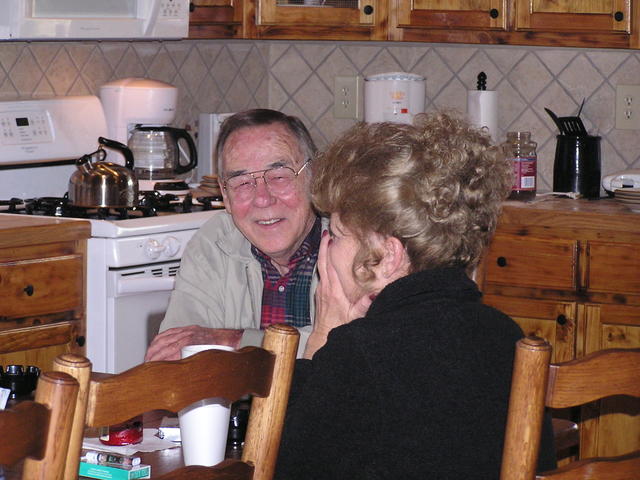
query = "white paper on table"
xmin=82 ymin=428 xmax=177 ymax=456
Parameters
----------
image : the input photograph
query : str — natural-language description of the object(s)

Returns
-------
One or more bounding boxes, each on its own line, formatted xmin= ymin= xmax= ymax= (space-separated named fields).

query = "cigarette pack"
xmin=78 ymin=461 xmax=151 ymax=479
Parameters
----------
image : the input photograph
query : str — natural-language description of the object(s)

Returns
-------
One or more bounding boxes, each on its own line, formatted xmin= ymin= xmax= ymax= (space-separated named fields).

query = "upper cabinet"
xmin=190 ymin=0 xmax=639 ymax=49
xmin=395 ymin=0 xmax=508 ymax=32
xmin=515 ymin=0 xmax=630 ymax=34
xmin=393 ymin=0 xmax=636 ymax=48
xmin=254 ymin=0 xmax=387 ymax=40
xmin=188 ymin=0 xmax=246 ymax=38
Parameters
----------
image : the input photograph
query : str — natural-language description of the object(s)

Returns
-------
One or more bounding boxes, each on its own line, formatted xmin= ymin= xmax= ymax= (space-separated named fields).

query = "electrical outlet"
xmin=615 ymin=85 xmax=640 ymax=129
xmin=333 ymin=76 xmax=361 ymax=119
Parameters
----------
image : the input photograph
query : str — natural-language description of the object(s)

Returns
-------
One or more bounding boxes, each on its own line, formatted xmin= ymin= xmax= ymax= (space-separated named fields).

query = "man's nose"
xmin=253 ymin=175 xmax=275 ymax=202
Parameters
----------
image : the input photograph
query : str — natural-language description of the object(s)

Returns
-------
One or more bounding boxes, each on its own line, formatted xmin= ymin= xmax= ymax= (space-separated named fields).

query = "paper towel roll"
xmin=467 ymin=90 xmax=498 ymax=143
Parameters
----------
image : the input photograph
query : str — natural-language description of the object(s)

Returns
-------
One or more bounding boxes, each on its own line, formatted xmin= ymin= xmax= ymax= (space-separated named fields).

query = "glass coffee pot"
xmin=128 ymin=125 xmax=198 ymax=183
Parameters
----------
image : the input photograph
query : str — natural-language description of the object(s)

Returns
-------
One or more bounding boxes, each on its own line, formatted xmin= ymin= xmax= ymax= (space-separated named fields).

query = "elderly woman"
xmin=274 ymin=112 xmax=555 ymax=479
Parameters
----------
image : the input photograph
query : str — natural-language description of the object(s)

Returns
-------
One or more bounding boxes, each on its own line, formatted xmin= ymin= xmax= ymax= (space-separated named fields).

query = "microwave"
xmin=0 ymin=0 xmax=189 ymax=40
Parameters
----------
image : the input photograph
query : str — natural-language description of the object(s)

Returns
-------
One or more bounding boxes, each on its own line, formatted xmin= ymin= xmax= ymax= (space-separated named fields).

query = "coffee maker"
xmin=99 ymin=78 xmax=197 ymax=194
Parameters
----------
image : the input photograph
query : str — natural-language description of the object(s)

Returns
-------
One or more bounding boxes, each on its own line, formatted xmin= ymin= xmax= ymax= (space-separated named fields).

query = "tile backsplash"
xmin=1 ymin=38 xmax=640 ymax=192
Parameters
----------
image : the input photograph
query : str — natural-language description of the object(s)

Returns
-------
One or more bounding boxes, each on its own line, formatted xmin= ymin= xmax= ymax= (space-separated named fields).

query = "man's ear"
xmin=380 ymin=236 xmax=410 ymax=279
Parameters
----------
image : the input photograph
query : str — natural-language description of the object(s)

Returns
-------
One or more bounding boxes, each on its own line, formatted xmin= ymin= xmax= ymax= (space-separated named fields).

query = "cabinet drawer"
xmin=587 ymin=242 xmax=640 ymax=295
xmin=484 ymin=235 xmax=578 ymax=290
xmin=0 ymin=254 xmax=83 ymax=317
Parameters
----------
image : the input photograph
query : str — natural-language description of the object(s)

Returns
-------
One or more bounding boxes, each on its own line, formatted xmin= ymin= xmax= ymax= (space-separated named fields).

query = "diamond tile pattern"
xmin=2 ymin=39 xmax=640 ymax=190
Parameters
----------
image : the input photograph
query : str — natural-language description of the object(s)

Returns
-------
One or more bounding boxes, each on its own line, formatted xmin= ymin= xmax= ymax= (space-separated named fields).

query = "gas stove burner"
xmin=0 ymin=197 xmax=26 ymax=213
xmin=197 ymin=195 xmax=224 ymax=211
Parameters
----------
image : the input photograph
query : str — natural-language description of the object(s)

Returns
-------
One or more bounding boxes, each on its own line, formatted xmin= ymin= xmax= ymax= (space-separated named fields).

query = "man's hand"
xmin=144 ymin=325 xmax=244 ymax=361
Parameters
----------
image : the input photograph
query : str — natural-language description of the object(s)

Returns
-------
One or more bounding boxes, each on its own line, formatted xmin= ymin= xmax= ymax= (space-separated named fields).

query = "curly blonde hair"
xmin=311 ymin=111 xmax=511 ymax=283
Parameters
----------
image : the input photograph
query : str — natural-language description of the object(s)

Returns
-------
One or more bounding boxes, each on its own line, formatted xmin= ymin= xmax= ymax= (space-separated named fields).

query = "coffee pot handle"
xmin=165 ymin=127 xmax=198 ymax=174
xmin=98 ymin=136 xmax=135 ymax=169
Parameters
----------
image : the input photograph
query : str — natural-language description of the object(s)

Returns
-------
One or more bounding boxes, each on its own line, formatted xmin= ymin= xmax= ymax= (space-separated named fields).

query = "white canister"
xmin=364 ymin=72 xmax=426 ymax=124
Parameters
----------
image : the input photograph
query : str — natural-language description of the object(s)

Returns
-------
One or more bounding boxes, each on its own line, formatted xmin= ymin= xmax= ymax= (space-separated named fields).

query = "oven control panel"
xmin=107 ymin=229 xmax=199 ymax=267
xmin=0 ymin=96 xmax=107 ymax=166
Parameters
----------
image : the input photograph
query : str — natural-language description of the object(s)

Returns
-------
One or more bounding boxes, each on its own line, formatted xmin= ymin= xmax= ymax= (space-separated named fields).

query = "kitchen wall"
xmin=2 ymin=39 xmax=640 ymax=192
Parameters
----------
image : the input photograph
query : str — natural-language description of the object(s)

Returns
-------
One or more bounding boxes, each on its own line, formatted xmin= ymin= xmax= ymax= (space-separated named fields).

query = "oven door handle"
xmin=115 ymin=276 xmax=176 ymax=295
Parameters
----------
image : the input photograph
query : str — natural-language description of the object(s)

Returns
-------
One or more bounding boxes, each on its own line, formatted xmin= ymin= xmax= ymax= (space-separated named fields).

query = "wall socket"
xmin=333 ymin=76 xmax=361 ymax=119
xmin=615 ymin=84 xmax=640 ymax=129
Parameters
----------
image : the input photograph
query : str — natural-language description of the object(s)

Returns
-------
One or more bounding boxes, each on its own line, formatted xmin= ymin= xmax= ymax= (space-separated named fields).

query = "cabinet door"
xmin=483 ymin=234 xmax=578 ymax=291
xmin=586 ymin=241 xmax=640 ymax=297
xmin=396 ymin=0 xmax=507 ymax=30
xmin=515 ymin=0 xmax=630 ymax=33
xmin=483 ymin=295 xmax=576 ymax=362
xmin=0 ymin=323 xmax=83 ymax=371
xmin=257 ymin=0 xmax=385 ymax=40
xmin=189 ymin=0 xmax=245 ymax=38
xmin=580 ymin=303 xmax=640 ymax=458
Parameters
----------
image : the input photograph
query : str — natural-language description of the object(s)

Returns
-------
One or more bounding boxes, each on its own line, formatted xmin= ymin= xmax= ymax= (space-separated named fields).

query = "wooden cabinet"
xmin=254 ymin=0 xmax=387 ymax=40
xmin=188 ymin=0 xmax=247 ymax=38
xmin=190 ymin=0 xmax=639 ymax=48
xmin=0 ymin=217 xmax=90 ymax=372
xmin=392 ymin=0 xmax=636 ymax=48
xmin=395 ymin=0 xmax=507 ymax=32
xmin=479 ymin=198 xmax=640 ymax=458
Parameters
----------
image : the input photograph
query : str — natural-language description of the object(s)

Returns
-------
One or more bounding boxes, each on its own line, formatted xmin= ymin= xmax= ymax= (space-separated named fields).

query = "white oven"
xmin=0 ymin=96 xmax=223 ymax=374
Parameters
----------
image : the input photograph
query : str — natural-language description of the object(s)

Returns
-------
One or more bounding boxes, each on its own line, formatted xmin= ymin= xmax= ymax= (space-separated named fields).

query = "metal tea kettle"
xmin=128 ymin=125 xmax=198 ymax=181
xmin=68 ymin=137 xmax=138 ymax=208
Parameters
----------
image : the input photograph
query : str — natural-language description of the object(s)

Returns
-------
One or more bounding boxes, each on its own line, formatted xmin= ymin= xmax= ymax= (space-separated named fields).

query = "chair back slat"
xmin=546 ymin=349 xmax=640 ymax=408
xmin=85 ymin=347 xmax=275 ymax=427
xmin=0 ymin=370 xmax=79 ymax=480
xmin=501 ymin=336 xmax=640 ymax=480
xmin=0 ymin=402 xmax=49 ymax=465
xmin=56 ymin=323 xmax=299 ymax=480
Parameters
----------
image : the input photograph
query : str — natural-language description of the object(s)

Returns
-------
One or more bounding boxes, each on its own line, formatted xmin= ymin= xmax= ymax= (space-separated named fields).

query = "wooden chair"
xmin=500 ymin=336 xmax=640 ymax=480
xmin=0 ymin=370 xmax=79 ymax=479
xmin=55 ymin=323 xmax=299 ymax=480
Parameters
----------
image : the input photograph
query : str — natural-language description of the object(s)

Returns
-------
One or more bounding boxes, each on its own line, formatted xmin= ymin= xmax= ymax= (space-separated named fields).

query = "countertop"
xmin=499 ymin=196 xmax=640 ymax=236
xmin=0 ymin=216 xmax=91 ymax=249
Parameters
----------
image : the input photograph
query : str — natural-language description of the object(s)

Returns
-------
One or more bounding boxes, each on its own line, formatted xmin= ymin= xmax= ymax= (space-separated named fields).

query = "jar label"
xmin=511 ymin=156 xmax=536 ymax=191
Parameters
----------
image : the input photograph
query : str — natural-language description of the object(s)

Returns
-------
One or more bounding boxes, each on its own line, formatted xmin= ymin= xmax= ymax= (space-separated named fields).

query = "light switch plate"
xmin=333 ymin=76 xmax=361 ymax=119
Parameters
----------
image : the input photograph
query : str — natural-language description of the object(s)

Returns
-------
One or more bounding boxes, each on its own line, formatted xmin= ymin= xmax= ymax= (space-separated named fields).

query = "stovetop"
xmin=0 ymin=192 xmax=225 ymax=238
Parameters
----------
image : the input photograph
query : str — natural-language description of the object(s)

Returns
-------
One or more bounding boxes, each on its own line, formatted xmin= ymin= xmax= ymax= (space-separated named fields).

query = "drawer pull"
xmin=489 ymin=8 xmax=499 ymax=18
xmin=614 ymin=11 xmax=624 ymax=21
xmin=363 ymin=5 xmax=373 ymax=15
xmin=496 ymin=256 xmax=507 ymax=267
xmin=556 ymin=314 xmax=567 ymax=326
xmin=23 ymin=284 xmax=34 ymax=296
xmin=189 ymin=2 xmax=195 ymax=13
xmin=76 ymin=336 xmax=86 ymax=347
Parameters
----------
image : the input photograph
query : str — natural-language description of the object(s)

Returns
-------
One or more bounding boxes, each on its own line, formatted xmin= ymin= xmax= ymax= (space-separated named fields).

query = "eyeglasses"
xmin=223 ymin=160 xmax=311 ymax=201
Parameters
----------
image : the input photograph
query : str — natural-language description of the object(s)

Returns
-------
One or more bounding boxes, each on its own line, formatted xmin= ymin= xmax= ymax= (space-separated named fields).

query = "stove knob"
xmin=162 ymin=236 xmax=181 ymax=258
xmin=144 ymin=238 xmax=164 ymax=260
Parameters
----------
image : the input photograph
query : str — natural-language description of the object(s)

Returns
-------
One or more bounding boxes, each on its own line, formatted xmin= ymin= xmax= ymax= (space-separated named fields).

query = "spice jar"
xmin=503 ymin=131 xmax=537 ymax=201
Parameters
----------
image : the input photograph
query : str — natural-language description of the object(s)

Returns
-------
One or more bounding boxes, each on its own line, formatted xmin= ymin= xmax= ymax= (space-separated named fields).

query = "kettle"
xmin=128 ymin=125 xmax=198 ymax=181
xmin=68 ymin=137 xmax=138 ymax=208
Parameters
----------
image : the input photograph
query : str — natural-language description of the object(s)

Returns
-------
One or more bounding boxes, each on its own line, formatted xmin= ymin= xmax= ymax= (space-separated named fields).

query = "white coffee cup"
xmin=178 ymin=344 xmax=234 ymax=466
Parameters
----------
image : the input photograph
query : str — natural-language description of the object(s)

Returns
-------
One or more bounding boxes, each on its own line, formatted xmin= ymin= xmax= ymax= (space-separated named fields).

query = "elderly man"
xmin=145 ymin=109 xmax=321 ymax=361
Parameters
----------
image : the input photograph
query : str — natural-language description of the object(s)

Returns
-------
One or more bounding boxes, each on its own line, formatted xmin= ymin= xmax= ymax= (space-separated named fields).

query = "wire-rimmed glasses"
xmin=222 ymin=160 xmax=311 ymax=201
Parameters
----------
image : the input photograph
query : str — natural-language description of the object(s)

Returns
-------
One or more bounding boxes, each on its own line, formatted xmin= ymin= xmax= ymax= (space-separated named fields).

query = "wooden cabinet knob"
xmin=23 ymin=284 xmax=34 ymax=296
xmin=497 ymin=256 xmax=507 ymax=267
xmin=489 ymin=8 xmax=499 ymax=19
xmin=614 ymin=11 xmax=624 ymax=21
xmin=556 ymin=314 xmax=567 ymax=326
xmin=363 ymin=5 xmax=373 ymax=15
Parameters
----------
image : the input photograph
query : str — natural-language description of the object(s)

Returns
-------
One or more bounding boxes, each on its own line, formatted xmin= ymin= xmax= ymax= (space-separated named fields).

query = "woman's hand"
xmin=304 ymin=231 xmax=372 ymax=359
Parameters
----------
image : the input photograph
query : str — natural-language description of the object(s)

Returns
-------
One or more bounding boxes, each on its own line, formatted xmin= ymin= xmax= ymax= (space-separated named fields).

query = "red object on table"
xmin=99 ymin=416 xmax=143 ymax=446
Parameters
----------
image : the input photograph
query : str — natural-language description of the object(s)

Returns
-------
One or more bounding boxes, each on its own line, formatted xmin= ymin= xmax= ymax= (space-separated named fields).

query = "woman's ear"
xmin=380 ymin=236 xmax=410 ymax=280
